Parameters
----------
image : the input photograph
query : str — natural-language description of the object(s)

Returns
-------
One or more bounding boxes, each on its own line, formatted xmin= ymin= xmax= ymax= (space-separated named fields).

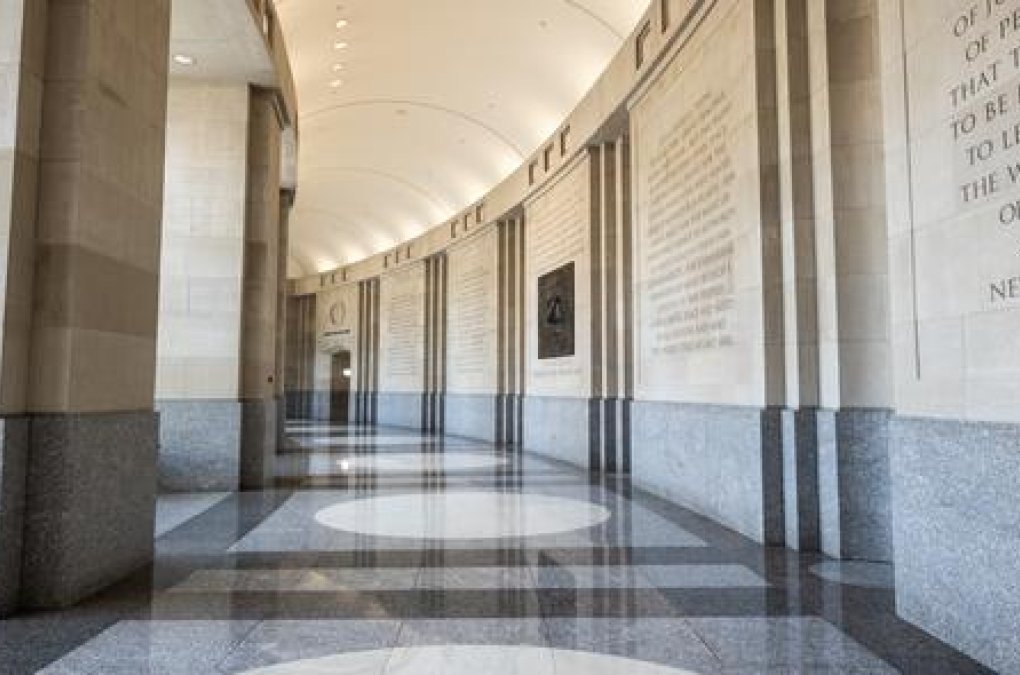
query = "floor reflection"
xmin=0 ymin=422 xmax=995 ymax=674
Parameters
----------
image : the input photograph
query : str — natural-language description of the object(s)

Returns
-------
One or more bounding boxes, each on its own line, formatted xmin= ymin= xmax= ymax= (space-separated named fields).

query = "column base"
xmin=156 ymin=400 xmax=242 ymax=491
xmin=0 ymin=416 xmax=29 ymax=616
xmin=782 ymin=407 xmax=820 ymax=551
xmin=20 ymin=411 xmax=158 ymax=610
xmin=817 ymin=408 xmax=893 ymax=561
xmin=240 ymin=398 xmax=278 ymax=490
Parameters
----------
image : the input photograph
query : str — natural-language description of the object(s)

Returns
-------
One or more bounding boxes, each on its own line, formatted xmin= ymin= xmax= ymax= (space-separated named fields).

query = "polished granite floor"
xmin=0 ymin=422 xmax=995 ymax=674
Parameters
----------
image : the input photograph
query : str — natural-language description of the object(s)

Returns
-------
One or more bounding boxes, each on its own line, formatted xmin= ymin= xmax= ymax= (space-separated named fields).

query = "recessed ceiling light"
xmin=172 ymin=54 xmax=196 ymax=66
xmin=330 ymin=79 xmax=343 ymax=88
xmin=335 ymin=19 xmax=348 ymax=29
xmin=334 ymin=41 xmax=348 ymax=50
xmin=332 ymin=63 xmax=344 ymax=72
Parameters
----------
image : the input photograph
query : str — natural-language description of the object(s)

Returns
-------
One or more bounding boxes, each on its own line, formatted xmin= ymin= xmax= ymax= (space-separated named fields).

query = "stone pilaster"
xmin=239 ymin=87 xmax=283 ymax=489
xmin=807 ymin=0 xmax=893 ymax=562
xmin=18 ymin=0 xmax=171 ymax=609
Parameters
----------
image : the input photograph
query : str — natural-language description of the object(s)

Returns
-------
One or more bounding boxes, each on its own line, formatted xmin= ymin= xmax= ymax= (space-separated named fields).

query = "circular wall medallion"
xmin=242 ymin=645 xmax=700 ymax=674
xmin=314 ymin=491 xmax=611 ymax=540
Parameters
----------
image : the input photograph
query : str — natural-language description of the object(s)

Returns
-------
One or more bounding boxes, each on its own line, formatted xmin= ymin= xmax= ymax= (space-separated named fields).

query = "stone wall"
xmin=156 ymin=81 xmax=249 ymax=490
xmin=445 ymin=229 xmax=499 ymax=439
xmin=377 ymin=263 xmax=426 ymax=426
xmin=628 ymin=0 xmax=783 ymax=543
xmin=879 ymin=0 xmax=1020 ymax=670
xmin=288 ymin=1 xmax=1020 ymax=668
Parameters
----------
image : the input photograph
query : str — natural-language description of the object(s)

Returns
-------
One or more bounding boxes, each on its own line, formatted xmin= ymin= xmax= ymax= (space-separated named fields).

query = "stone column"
xmin=422 ymin=253 xmax=447 ymax=432
xmin=775 ymin=0 xmax=822 ymax=551
xmin=808 ymin=0 xmax=894 ymax=562
xmin=588 ymin=136 xmax=635 ymax=475
xmin=155 ymin=82 xmax=250 ymax=492
xmin=239 ymin=87 xmax=283 ymax=489
xmin=284 ymin=293 xmax=315 ymax=419
xmin=354 ymin=277 xmax=380 ymax=424
xmin=275 ymin=189 xmax=293 ymax=443
xmin=17 ymin=0 xmax=171 ymax=609
xmin=496 ymin=215 xmax=526 ymax=446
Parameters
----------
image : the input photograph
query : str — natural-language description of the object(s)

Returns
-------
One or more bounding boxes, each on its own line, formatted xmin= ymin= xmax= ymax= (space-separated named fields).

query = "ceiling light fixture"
xmin=330 ymin=79 xmax=343 ymax=88
xmin=334 ymin=41 xmax=348 ymax=50
xmin=332 ymin=63 xmax=344 ymax=72
xmin=172 ymin=54 xmax=196 ymax=66
xmin=335 ymin=19 xmax=348 ymax=29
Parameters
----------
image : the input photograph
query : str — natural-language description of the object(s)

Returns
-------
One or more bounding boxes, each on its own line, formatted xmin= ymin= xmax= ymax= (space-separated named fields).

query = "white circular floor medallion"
xmin=314 ymin=491 xmax=611 ymax=540
xmin=343 ymin=452 xmax=507 ymax=473
xmin=242 ymin=645 xmax=699 ymax=674
xmin=301 ymin=452 xmax=507 ymax=476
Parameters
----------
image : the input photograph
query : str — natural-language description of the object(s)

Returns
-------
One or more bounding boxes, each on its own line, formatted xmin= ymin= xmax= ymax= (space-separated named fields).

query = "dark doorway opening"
xmin=330 ymin=351 xmax=352 ymax=422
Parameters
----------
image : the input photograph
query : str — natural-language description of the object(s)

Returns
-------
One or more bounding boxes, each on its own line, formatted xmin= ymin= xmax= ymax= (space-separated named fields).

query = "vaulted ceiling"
xmin=276 ymin=0 xmax=650 ymax=276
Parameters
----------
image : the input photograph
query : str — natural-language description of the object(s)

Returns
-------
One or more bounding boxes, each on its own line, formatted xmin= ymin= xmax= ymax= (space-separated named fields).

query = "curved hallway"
xmin=0 ymin=424 xmax=991 ymax=674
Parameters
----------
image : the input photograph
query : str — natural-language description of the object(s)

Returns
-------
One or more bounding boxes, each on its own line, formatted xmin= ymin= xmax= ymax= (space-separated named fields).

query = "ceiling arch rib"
xmin=276 ymin=0 xmax=651 ymax=273
xmin=302 ymin=99 xmax=528 ymax=159
xmin=292 ymin=202 xmax=409 ymax=251
xmin=296 ymin=172 xmax=448 ymax=240
xmin=561 ymin=0 xmax=625 ymax=39
xmin=302 ymin=166 xmax=455 ymax=214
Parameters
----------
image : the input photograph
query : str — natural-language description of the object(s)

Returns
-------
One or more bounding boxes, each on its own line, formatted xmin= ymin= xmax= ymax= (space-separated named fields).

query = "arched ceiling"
xmin=276 ymin=0 xmax=650 ymax=276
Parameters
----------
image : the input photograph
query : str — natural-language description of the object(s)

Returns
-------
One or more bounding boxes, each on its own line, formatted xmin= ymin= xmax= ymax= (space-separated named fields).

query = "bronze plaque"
xmin=537 ymin=262 xmax=575 ymax=359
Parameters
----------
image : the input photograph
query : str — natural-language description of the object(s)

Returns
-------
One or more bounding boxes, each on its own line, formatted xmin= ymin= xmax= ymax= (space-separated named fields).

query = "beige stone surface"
xmin=631 ymin=0 xmax=767 ymax=406
xmin=378 ymin=263 xmax=426 ymax=394
xmin=525 ymin=154 xmax=592 ymax=398
xmin=881 ymin=0 xmax=1020 ymax=422
xmin=447 ymin=228 xmax=498 ymax=394
xmin=27 ymin=0 xmax=171 ymax=413
xmin=156 ymin=81 xmax=249 ymax=401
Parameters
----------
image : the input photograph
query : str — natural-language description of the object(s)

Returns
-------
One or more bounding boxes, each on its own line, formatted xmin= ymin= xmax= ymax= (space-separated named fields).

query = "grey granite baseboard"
xmin=422 ymin=392 xmax=445 ymax=433
xmin=782 ymin=407 xmax=820 ymax=551
xmin=522 ymin=396 xmax=591 ymax=469
xmin=285 ymin=389 xmax=315 ymax=420
xmin=0 ymin=416 xmax=29 ymax=616
xmin=240 ymin=398 xmax=278 ymax=490
xmin=275 ymin=395 xmax=286 ymax=449
xmin=375 ymin=391 xmax=425 ymax=430
xmin=891 ymin=415 xmax=1020 ymax=674
xmin=310 ymin=390 xmax=332 ymax=422
xmin=444 ymin=393 xmax=498 ymax=443
xmin=20 ymin=411 xmax=157 ymax=609
xmin=156 ymin=399 xmax=242 ymax=492
xmin=590 ymin=397 xmax=633 ymax=474
xmin=631 ymin=401 xmax=784 ymax=545
xmin=817 ymin=408 xmax=893 ymax=561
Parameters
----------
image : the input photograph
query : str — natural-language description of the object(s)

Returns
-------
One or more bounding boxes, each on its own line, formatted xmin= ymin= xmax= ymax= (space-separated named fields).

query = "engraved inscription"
xmin=946 ymin=0 xmax=1020 ymax=302
xmin=385 ymin=290 xmax=420 ymax=378
xmin=644 ymin=90 xmax=737 ymax=354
